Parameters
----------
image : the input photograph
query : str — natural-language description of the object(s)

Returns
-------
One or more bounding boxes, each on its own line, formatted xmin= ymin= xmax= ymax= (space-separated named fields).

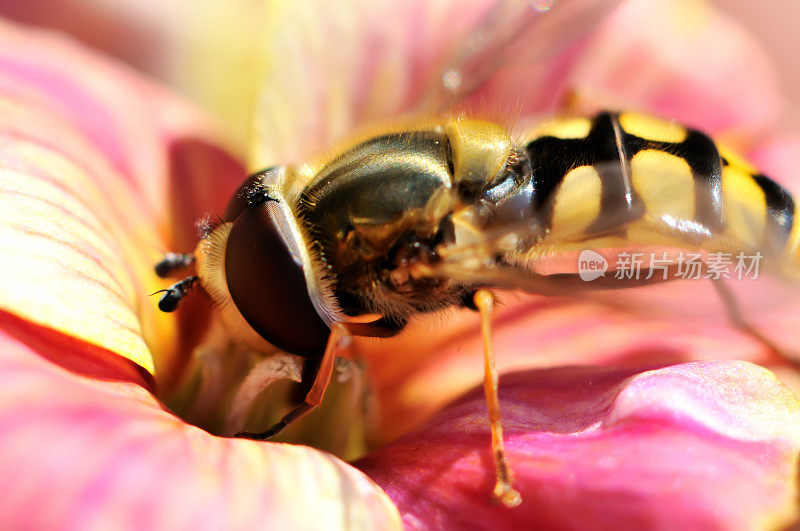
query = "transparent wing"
xmin=422 ymin=155 xmax=800 ymax=357
xmin=422 ymin=0 xmax=623 ymax=112
xmin=251 ymin=0 xmax=623 ymax=167
xmin=439 ymin=152 xmax=795 ymax=271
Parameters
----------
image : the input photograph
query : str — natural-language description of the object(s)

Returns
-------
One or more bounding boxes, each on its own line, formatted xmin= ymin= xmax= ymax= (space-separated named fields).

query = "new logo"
xmin=578 ymin=250 xmax=608 ymax=281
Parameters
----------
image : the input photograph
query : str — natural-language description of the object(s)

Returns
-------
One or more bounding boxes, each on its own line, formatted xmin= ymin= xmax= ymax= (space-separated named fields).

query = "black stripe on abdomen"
xmin=525 ymin=112 xmax=643 ymax=233
xmin=622 ymin=124 xmax=724 ymax=235
xmin=754 ymin=173 xmax=794 ymax=245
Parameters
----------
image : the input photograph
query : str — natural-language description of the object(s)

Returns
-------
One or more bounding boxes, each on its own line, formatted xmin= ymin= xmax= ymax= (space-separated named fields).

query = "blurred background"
xmin=709 ymin=0 xmax=800 ymax=105
xmin=0 ymin=0 xmax=795 ymax=153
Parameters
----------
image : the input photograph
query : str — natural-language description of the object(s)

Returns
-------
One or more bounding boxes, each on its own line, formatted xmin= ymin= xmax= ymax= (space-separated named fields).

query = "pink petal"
xmin=0 ymin=17 xmax=245 ymax=381
xmin=567 ymin=0 xmax=784 ymax=134
xmin=2 ymin=3 xmax=796 ymax=528
xmin=0 ymin=0 xmax=270 ymax=148
xmin=0 ymin=326 xmax=400 ymax=529
xmin=0 ymin=19 xmax=400 ymax=528
xmin=361 ymin=278 xmax=800 ymax=444
xmin=251 ymin=0 xmax=622 ymax=165
xmin=749 ymin=132 xmax=800 ymax=190
xmin=357 ymin=361 xmax=800 ymax=528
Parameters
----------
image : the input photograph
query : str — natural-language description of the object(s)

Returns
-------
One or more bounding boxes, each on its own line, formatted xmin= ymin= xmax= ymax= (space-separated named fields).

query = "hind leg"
xmin=711 ymin=279 xmax=797 ymax=366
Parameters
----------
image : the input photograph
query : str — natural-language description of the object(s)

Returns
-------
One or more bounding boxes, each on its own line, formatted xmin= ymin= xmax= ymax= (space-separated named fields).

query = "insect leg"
xmin=152 ymin=276 xmax=199 ymax=312
xmin=473 ymin=289 xmax=522 ymax=508
xmin=711 ymin=279 xmax=796 ymax=366
xmin=235 ymin=322 xmax=346 ymax=440
xmin=154 ymin=252 xmax=195 ymax=278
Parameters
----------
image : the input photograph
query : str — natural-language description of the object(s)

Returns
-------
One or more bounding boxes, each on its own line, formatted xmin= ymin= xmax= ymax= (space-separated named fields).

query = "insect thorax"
xmin=298 ymin=119 xmax=534 ymax=321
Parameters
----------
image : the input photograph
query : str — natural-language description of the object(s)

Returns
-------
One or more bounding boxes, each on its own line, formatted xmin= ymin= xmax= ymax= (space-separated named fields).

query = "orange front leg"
xmin=235 ymin=323 xmax=347 ymax=440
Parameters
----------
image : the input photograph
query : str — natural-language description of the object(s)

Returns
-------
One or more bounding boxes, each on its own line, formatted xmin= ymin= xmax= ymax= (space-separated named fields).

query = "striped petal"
xmin=0 ymin=327 xmax=399 ymax=529
xmin=0 ymin=18 xmax=399 ymax=529
xmin=0 ymin=16 xmax=247 ymax=381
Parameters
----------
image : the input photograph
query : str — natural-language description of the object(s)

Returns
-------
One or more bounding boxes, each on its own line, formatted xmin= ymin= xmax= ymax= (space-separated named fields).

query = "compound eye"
xmin=224 ymin=201 xmax=330 ymax=357
xmin=225 ymin=167 xmax=283 ymax=222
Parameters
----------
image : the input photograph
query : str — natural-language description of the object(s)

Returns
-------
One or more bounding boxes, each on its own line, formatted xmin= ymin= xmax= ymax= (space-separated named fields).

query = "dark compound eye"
xmin=225 ymin=166 xmax=283 ymax=222
xmin=224 ymin=200 xmax=330 ymax=357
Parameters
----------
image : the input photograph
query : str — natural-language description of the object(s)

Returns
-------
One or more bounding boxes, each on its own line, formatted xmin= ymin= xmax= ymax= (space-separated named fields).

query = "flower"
xmin=0 ymin=0 xmax=798 ymax=528
xmin=357 ymin=361 xmax=800 ymax=528
xmin=0 ymin=16 xmax=397 ymax=529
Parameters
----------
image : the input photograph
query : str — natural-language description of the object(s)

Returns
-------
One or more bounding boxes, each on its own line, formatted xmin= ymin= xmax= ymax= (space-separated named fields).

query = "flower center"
xmin=159 ymin=318 xmax=371 ymax=460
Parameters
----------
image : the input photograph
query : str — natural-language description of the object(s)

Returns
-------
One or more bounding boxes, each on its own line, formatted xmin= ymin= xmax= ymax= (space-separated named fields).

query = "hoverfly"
xmin=154 ymin=108 xmax=799 ymax=507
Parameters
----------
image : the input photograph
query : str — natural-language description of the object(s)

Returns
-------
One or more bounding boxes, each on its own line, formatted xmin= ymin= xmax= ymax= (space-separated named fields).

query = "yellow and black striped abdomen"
xmin=718 ymin=148 xmax=797 ymax=257
xmin=524 ymin=111 xmax=798 ymax=266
